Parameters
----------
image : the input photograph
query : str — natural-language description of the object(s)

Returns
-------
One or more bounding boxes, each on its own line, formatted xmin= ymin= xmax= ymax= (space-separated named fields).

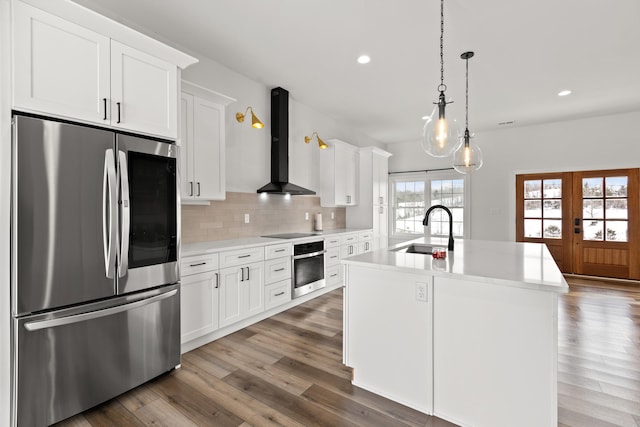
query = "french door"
xmin=516 ymin=169 xmax=639 ymax=280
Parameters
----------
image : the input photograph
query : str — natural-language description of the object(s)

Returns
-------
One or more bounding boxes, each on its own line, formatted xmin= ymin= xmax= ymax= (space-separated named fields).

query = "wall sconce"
xmin=236 ymin=107 xmax=264 ymax=129
xmin=304 ymin=132 xmax=328 ymax=149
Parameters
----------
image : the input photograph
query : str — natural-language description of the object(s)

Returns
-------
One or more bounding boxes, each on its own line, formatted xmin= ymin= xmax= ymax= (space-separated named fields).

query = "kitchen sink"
xmin=392 ymin=243 xmax=435 ymax=255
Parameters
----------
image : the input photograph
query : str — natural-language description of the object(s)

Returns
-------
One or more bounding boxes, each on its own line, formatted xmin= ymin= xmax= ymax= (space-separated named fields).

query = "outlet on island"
xmin=416 ymin=282 xmax=428 ymax=302
xmin=244 ymin=213 xmax=250 ymax=224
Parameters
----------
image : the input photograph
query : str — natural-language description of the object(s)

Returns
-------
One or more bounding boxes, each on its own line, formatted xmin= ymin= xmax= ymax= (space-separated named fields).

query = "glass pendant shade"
xmin=421 ymin=103 xmax=462 ymax=157
xmin=452 ymin=134 xmax=483 ymax=174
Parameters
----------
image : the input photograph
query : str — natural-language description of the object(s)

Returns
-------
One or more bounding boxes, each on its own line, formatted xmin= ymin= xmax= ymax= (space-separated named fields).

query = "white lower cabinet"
xmin=265 ymin=279 xmax=291 ymax=310
xmin=219 ymin=262 xmax=264 ymax=328
xmin=180 ymin=254 xmax=219 ymax=344
xmin=264 ymin=242 xmax=292 ymax=310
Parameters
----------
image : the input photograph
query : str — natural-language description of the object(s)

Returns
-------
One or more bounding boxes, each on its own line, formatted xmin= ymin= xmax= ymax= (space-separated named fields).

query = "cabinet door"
xmin=111 ymin=40 xmax=177 ymax=138
xmin=244 ymin=263 xmax=264 ymax=319
xmin=373 ymin=153 xmax=389 ymax=204
xmin=373 ymin=205 xmax=389 ymax=236
xmin=181 ymin=271 xmax=219 ymax=343
xmin=335 ymin=145 xmax=359 ymax=206
xmin=219 ymin=263 xmax=264 ymax=328
xmin=12 ymin=1 xmax=110 ymax=124
xmin=192 ymin=97 xmax=225 ymax=200
xmin=180 ymin=93 xmax=195 ymax=199
xmin=340 ymin=244 xmax=359 ymax=259
xmin=219 ymin=266 xmax=242 ymax=328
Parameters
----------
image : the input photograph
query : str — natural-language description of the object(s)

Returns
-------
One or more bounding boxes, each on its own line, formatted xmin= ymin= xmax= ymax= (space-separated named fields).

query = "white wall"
xmin=182 ymin=56 xmax=385 ymax=194
xmin=388 ymin=110 xmax=640 ymax=242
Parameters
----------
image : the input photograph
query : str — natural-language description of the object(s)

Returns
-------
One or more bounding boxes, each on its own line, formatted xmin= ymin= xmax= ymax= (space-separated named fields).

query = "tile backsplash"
xmin=182 ymin=192 xmax=346 ymax=243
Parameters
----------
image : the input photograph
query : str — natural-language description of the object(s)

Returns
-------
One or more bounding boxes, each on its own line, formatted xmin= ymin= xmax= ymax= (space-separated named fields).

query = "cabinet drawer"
xmin=264 ymin=279 xmax=292 ymax=310
xmin=358 ymin=231 xmax=374 ymax=241
xmin=219 ymin=246 xmax=264 ymax=268
xmin=265 ymin=243 xmax=292 ymax=260
xmin=325 ymin=247 xmax=340 ymax=266
xmin=326 ymin=264 xmax=342 ymax=286
xmin=264 ymin=257 xmax=292 ymax=284
xmin=181 ymin=253 xmax=219 ymax=276
xmin=340 ymin=234 xmax=358 ymax=245
xmin=325 ymin=236 xmax=341 ymax=248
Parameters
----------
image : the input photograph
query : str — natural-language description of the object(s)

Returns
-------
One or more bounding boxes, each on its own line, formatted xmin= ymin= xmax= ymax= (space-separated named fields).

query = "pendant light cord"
xmin=439 ymin=0 xmax=445 ymax=91
xmin=465 ymin=56 xmax=469 ymax=128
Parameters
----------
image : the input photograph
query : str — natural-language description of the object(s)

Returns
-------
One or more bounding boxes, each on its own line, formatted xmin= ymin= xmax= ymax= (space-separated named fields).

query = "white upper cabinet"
xmin=110 ymin=41 xmax=177 ymax=138
xmin=11 ymin=1 xmax=196 ymax=139
xmin=12 ymin=1 xmax=110 ymax=124
xmin=346 ymin=147 xmax=392 ymax=244
xmin=180 ymin=81 xmax=235 ymax=203
xmin=320 ymin=139 xmax=359 ymax=207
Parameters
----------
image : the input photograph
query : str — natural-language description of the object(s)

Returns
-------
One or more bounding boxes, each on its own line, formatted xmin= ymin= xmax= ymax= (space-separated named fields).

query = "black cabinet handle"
xmin=275 ymin=291 xmax=285 ymax=297
xmin=189 ymin=262 xmax=206 ymax=267
xmin=275 ymin=249 xmax=285 ymax=253
xmin=197 ymin=182 xmax=201 ymax=196
xmin=240 ymin=268 xmax=245 ymax=282
xmin=238 ymin=254 xmax=251 ymax=259
xmin=102 ymin=98 xmax=107 ymax=120
xmin=116 ymin=102 xmax=121 ymax=123
xmin=246 ymin=266 xmax=250 ymax=281
xmin=189 ymin=182 xmax=193 ymax=196
xmin=274 ymin=268 xmax=285 ymax=272
xmin=215 ymin=273 xmax=219 ymax=289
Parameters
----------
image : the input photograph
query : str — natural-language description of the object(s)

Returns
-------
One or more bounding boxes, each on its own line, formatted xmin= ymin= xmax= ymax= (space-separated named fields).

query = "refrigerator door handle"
xmin=23 ymin=289 xmax=178 ymax=331
xmin=103 ymin=149 xmax=118 ymax=279
xmin=118 ymin=150 xmax=130 ymax=277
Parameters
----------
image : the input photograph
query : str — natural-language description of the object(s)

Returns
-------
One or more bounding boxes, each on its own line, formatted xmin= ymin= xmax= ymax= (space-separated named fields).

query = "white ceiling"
xmin=71 ymin=0 xmax=640 ymax=144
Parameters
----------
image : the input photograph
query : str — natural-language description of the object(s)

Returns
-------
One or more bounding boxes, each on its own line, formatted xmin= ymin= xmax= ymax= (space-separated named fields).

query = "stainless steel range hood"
xmin=257 ymin=87 xmax=315 ymax=195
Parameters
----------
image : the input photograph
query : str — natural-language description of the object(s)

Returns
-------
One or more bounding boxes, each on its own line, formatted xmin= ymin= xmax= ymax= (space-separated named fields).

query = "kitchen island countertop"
xmin=341 ymin=237 xmax=568 ymax=293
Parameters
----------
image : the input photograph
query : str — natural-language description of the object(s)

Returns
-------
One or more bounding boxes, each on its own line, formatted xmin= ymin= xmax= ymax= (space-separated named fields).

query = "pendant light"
xmin=453 ymin=51 xmax=483 ymax=174
xmin=421 ymin=0 xmax=461 ymax=158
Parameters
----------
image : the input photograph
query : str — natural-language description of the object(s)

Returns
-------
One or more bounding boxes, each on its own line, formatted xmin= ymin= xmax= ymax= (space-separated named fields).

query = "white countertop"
xmin=341 ymin=237 xmax=569 ymax=293
xmin=181 ymin=228 xmax=370 ymax=257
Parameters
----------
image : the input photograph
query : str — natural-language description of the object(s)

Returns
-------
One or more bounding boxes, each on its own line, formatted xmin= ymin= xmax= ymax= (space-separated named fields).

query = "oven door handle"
xmin=293 ymin=250 xmax=326 ymax=260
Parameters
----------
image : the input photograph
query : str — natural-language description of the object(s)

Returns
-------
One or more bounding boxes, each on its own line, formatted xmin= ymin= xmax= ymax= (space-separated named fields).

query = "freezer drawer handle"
xmin=23 ymin=289 xmax=178 ymax=331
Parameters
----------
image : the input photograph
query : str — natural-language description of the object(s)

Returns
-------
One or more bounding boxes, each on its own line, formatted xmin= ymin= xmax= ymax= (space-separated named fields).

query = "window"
xmin=523 ymin=178 xmax=563 ymax=239
xmin=582 ymin=176 xmax=628 ymax=242
xmin=390 ymin=171 xmax=470 ymax=239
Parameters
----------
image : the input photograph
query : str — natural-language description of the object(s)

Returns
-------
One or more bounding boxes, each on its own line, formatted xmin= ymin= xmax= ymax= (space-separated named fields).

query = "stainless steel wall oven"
xmin=292 ymin=240 xmax=325 ymax=298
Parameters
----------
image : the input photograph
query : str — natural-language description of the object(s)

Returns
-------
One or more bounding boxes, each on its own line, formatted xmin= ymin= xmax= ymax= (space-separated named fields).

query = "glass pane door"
xmin=127 ymin=151 xmax=177 ymax=268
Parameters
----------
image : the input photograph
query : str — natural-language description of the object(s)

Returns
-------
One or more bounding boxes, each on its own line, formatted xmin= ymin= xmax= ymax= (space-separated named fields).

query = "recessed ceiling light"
xmin=557 ymin=90 xmax=572 ymax=97
xmin=357 ymin=55 xmax=370 ymax=64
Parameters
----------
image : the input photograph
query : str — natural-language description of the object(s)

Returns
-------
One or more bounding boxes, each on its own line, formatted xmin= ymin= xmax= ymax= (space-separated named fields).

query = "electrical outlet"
xmin=416 ymin=282 xmax=427 ymax=302
xmin=244 ymin=213 xmax=250 ymax=224
xmin=331 ymin=211 xmax=335 ymax=220
xmin=305 ymin=212 xmax=309 ymax=220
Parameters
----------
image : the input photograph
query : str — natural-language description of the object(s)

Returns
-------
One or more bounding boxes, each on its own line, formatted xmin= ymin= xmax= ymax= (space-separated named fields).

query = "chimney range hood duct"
xmin=257 ymin=87 xmax=315 ymax=195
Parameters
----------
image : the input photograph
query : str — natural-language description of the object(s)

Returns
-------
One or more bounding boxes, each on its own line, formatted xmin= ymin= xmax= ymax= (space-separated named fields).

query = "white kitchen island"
xmin=341 ymin=238 xmax=568 ymax=427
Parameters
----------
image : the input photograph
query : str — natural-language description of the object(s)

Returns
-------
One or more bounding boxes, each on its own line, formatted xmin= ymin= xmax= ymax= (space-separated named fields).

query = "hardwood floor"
xmin=55 ymin=278 xmax=640 ymax=427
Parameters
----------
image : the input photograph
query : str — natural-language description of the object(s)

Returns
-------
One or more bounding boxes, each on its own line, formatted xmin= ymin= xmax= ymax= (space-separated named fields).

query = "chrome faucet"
xmin=423 ymin=205 xmax=454 ymax=251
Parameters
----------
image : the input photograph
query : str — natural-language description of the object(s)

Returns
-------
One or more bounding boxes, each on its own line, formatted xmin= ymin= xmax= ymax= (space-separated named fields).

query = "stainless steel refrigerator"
xmin=11 ymin=114 xmax=181 ymax=426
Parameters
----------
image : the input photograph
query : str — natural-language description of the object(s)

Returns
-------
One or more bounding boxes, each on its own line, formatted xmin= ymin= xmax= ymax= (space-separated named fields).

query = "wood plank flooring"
xmin=55 ymin=277 xmax=640 ymax=427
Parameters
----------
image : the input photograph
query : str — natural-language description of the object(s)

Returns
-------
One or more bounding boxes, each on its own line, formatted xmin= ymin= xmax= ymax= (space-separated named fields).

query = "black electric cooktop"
xmin=262 ymin=232 xmax=319 ymax=239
